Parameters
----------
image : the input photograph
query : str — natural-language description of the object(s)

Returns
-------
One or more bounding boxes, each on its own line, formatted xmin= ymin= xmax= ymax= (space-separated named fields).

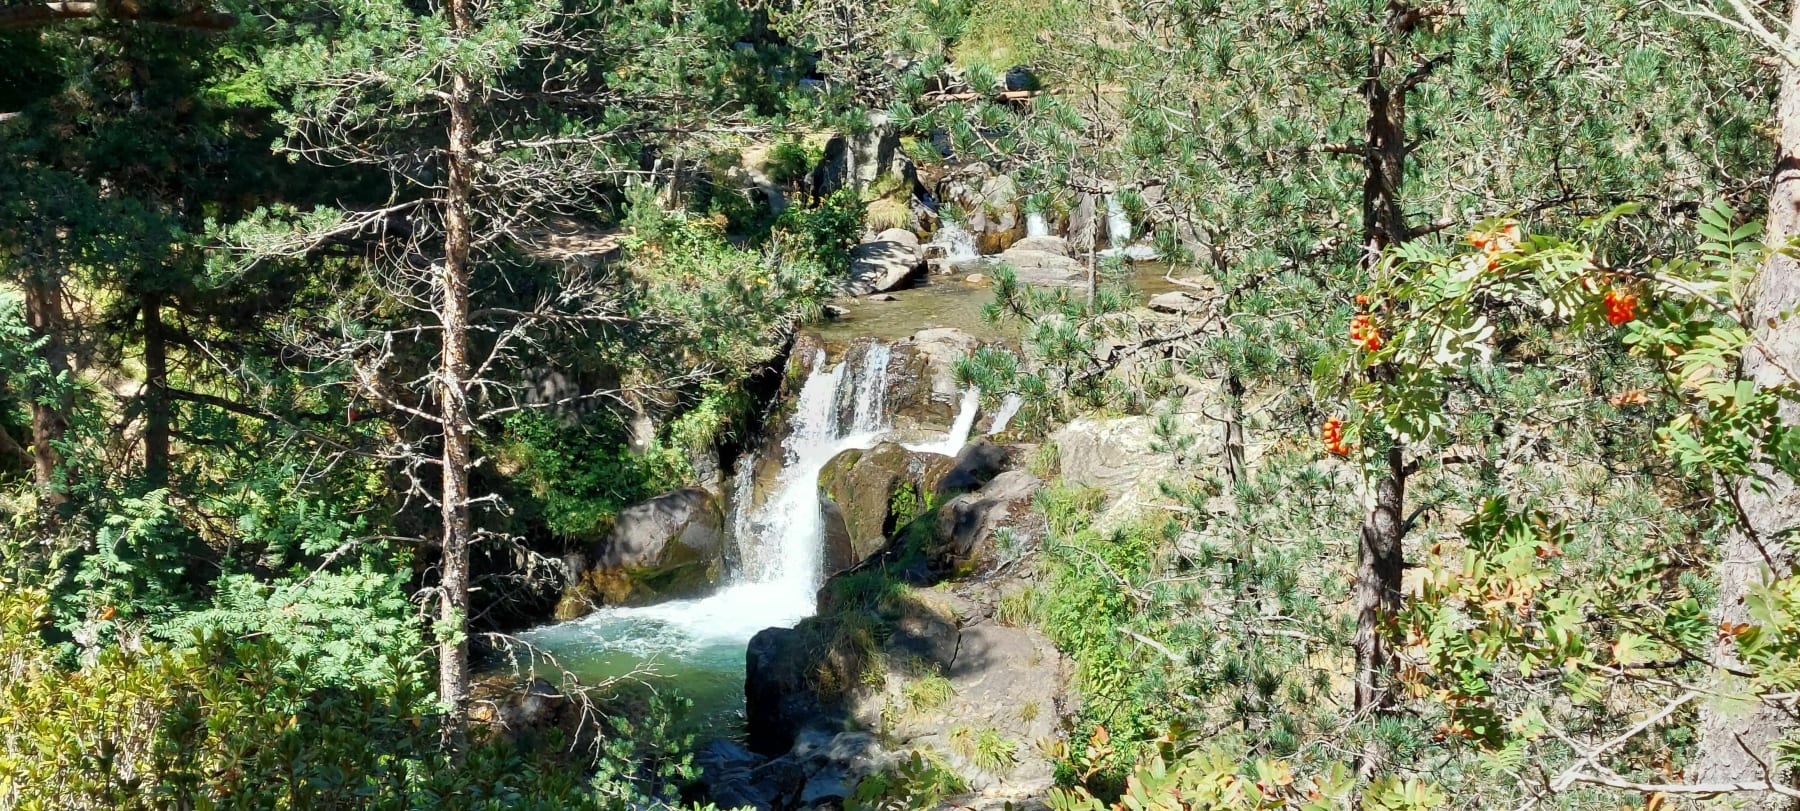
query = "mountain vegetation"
xmin=7 ymin=0 xmax=1800 ymax=809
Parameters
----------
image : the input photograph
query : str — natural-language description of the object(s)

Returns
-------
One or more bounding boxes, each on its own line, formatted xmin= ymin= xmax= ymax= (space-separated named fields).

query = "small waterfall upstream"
xmin=988 ymin=393 xmax=1025 ymax=436
xmin=1025 ymin=211 xmax=1050 ymax=238
xmin=932 ymin=221 xmax=979 ymax=261
xmin=1105 ymin=194 xmax=1131 ymax=249
xmin=520 ymin=340 xmax=982 ymax=725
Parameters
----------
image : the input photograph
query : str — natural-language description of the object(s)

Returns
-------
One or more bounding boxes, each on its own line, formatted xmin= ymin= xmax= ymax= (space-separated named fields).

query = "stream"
xmin=516 ymin=263 xmax=1186 ymax=734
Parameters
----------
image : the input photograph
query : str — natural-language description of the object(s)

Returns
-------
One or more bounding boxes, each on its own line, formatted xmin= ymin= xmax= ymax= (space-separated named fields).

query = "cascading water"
xmin=903 ymin=387 xmax=981 ymax=458
xmin=933 ymin=221 xmax=979 ymax=261
xmin=1105 ymin=194 xmax=1131 ymax=249
xmin=519 ymin=341 xmax=981 ymax=728
xmin=1025 ymin=210 xmax=1050 ymax=238
xmin=988 ymin=393 xmax=1025 ymax=436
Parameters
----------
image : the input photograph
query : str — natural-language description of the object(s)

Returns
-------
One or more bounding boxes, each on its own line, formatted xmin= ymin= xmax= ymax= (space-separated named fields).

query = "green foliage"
xmin=846 ymin=751 xmax=969 ymax=811
xmin=164 ymin=563 xmax=422 ymax=690
xmin=902 ymin=670 xmax=954 ymax=712
xmin=949 ymin=725 xmax=1019 ymax=774
xmin=0 ymin=586 xmax=680 ymax=810
xmin=499 ymin=411 xmax=678 ymax=540
xmin=773 ymin=187 xmax=868 ymax=271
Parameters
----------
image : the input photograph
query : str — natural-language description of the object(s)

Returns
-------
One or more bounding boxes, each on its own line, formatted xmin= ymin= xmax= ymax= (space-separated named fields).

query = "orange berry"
xmin=1602 ymin=289 xmax=1637 ymax=327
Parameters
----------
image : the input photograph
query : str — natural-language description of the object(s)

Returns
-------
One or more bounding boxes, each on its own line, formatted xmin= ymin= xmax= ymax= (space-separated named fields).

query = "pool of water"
xmin=516 ymin=581 xmax=813 ymax=736
xmin=810 ymin=262 xmax=1190 ymax=349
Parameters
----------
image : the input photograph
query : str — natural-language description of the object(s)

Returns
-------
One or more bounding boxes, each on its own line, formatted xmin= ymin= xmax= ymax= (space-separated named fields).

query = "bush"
xmin=0 ymin=586 xmax=644 ymax=810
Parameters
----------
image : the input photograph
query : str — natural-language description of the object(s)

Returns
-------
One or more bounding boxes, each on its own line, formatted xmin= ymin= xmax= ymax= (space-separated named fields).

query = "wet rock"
xmin=882 ymin=328 xmax=981 ymax=433
xmin=1068 ymin=192 xmax=1098 ymax=254
xmin=698 ymin=740 xmax=778 ymax=811
xmin=932 ymin=471 xmax=1045 ymax=571
xmin=846 ymin=228 xmax=925 ymax=296
xmin=868 ymin=293 xmax=899 ymax=302
xmin=939 ymin=165 xmax=1024 ymax=256
xmin=819 ymin=442 xmax=955 ymax=574
xmin=556 ymin=487 xmax=725 ymax=617
xmin=963 ymin=273 xmax=988 ymax=286
xmin=1148 ymin=290 xmax=1205 ymax=314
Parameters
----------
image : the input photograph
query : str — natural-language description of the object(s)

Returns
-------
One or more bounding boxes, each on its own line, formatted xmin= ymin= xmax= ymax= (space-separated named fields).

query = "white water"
xmin=933 ymin=221 xmax=980 ymax=260
xmin=521 ymin=342 xmax=982 ymax=719
xmin=1026 ymin=211 xmax=1050 ymax=238
xmin=1105 ymin=194 xmax=1131 ymax=249
xmin=903 ymin=387 xmax=981 ymax=458
xmin=988 ymin=393 xmax=1025 ymax=436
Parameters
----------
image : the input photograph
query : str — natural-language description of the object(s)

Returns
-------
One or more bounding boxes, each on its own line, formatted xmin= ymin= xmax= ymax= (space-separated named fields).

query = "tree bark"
xmin=436 ymin=0 xmax=477 ymax=744
xmin=1353 ymin=42 xmax=1419 ymax=776
xmin=142 ymin=291 xmax=171 ymax=489
xmin=1694 ymin=6 xmax=1800 ymax=802
xmin=24 ymin=270 xmax=70 ymax=514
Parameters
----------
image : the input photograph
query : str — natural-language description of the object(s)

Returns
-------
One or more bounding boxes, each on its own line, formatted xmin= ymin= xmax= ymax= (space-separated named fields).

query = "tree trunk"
xmin=1694 ymin=7 xmax=1800 ymax=801
xmin=1353 ymin=47 xmax=1415 ymax=776
xmin=24 ymin=270 xmax=70 ymax=514
xmin=142 ymin=291 xmax=170 ymax=488
xmin=436 ymin=0 xmax=477 ymax=743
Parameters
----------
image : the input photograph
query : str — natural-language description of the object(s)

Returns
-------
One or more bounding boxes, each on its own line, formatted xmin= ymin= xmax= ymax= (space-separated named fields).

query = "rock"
xmin=558 ymin=487 xmax=725 ymax=616
xmin=1005 ymin=235 xmax=1070 ymax=257
xmin=1147 ymin=291 xmax=1205 ymax=314
xmin=823 ymin=303 xmax=850 ymax=319
xmin=697 ymin=739 xmax=778 ymax=811
xmin=1002 ymin=65 xmax=1039 ymax=92
xmin=938 ymin=438 xmax=1012 ymax=493
xmin=993 ymin=245 xmax=1086 ymax=286
xmin=933 ymin=471 xmax=1045 ymax=571
xmin=746 ymin=627 xmax=840 ymax=755
xmin=869 ymin=293 xmax=899 ymax=302
xmin=973 ymin=174 xmax=1024 ymax=254
xmin=846 ymin=229 xmax=924 ymax=296
xmin=963 ymin=273 xmax=987 ymax=286
xmin=1052 ymin=413 xmax=1223 ymax=523
xmin=875 ymin=328 xmax=982 ymax=434
xmin=468 ymin=676 xmax=579 ymax=748
xmin=819 ymin=442 xmax=955 ymax=574
xmin=1068 ymin=192 xmax=1098 ymax=254
xmin=1053 ymin=416 xmax=1177 ymax=495
xmin=938 ymin=166 xmax=1025 ymax=256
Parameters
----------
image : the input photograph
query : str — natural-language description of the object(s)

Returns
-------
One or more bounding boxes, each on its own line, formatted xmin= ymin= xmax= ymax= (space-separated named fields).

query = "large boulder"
xmin=1005 ymin=235 xmax=1070 ymax=256
xmin=845 ymin=229 xmax=925 ymax=296
xmin=994 ymin=240 xmax=1086 ymax=286
xmin=745 ymin=575 xmax=1071 ymax=802
xmin=819 ymin=442 xmax=955 ymax=574
xmin=555 ymin=487 xmax=725 ymax=617
xmin=1052 ymin=411 xmax=1224 ymax=525
xmin=932 ymin=470 xmax=1045 ymax=572
xmin=883 ymin=328 xmax=981 ymax=433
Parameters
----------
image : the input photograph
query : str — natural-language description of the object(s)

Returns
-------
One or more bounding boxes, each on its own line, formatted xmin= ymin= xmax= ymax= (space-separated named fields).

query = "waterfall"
xmin=842 ymin=342 xmax=892 ymax=436
xmin=1026 ymin=211 xmax=1049 ymax=238
xmin=1105 ymin=194 xmax=1131 ymax=249
xmin=520 ymin=340 xmax=985 ymax=704
xmin=988 ymin=393 xmax=1025 ymax=436
xmin=903 ymin=388 xmax=981 ymax=458
xmin=933 ymin=221 xmax=979 ymax=261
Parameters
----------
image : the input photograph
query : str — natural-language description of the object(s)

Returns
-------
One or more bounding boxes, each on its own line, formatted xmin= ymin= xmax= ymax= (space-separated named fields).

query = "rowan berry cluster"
xmin=1321 ymin=416 xmax=1350 ymax=456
